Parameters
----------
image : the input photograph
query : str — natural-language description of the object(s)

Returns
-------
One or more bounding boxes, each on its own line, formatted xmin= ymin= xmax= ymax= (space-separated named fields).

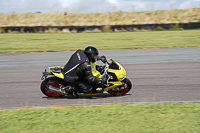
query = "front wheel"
xmin=107 ymin=78 xmax=132 ymax=95
xmin=41 ymin=77 xmax=66 ymax=97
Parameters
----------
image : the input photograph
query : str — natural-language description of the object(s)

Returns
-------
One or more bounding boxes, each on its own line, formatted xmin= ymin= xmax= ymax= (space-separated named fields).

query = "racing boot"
xmin=65 ymin=86 xmax=79 ymax=98
xmin=64 ymin=86 xmax=75 ymax=93
xmin=88 ymin=86 xmax=97 ymax=93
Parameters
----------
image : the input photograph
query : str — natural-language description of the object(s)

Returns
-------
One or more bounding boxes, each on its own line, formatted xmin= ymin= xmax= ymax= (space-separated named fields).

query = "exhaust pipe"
xmin=48 ymin=85 xmax=68 ymax=95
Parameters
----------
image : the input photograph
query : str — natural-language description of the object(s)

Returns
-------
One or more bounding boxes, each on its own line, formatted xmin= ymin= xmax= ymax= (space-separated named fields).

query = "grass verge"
xmin=0 ymin=103 xmax=200 ymax=133
xmin=0 ymin=30 xmax=200 ymax=53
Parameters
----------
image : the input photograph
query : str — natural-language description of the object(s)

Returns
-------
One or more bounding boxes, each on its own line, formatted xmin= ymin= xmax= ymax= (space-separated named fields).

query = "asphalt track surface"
xmin=0 ymin=48 xmax=200 ymax=109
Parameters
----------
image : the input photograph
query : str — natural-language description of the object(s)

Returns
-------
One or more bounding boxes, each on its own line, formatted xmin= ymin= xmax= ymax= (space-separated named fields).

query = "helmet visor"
xmin=90 ymin=53 xmax=99 ymax=62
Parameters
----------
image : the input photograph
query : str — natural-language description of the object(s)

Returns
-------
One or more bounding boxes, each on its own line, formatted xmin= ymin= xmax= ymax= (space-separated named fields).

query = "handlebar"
xmin=100 ymin=61 xmax=111 ymax=86
xmin=100 ymin=61 xmax=109 ymax=78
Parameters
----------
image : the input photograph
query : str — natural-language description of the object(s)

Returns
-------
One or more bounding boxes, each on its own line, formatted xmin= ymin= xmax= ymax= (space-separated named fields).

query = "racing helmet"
xmin=84 ymin=46 xmax=99 ymax=62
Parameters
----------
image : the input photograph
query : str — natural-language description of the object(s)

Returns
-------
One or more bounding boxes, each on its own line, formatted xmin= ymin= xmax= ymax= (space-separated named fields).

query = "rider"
xmin=63 ymin=46 xmax=107 ymax=94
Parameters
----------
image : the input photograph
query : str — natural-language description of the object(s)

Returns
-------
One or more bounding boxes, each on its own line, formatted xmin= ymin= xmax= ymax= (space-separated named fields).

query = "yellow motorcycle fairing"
xmin=91 ymin=59 xmax=127 ymax=80
xmin=84 ymin=81 xmax=122 ymax=95
xmin=108 ymin=61 xmax=126 ymax=80
xmin=90 ymin=59 xmax=127 ymax=93
xmin=49 ymin=66 xmax=64 ymax=79
xmin=96 ymin=81 xmax=122 ymax=91
xmin=90 ymin=62 xmax=101 ymax=77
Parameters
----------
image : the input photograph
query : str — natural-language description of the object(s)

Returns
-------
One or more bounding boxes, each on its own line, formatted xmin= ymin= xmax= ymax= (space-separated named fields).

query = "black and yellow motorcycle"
xmin=40 ymin=59 xmax=132 ymax=97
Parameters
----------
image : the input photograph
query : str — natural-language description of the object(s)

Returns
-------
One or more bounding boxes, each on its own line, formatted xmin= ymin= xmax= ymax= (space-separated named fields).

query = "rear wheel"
xmin=108 ymin=78 xmax=132 ymax=95
xmin=41 ymin=77 xmax=66 ymax=97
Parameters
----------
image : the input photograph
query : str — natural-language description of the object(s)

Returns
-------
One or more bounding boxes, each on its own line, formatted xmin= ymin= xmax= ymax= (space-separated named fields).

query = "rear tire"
xmin=107 ymin=78 xmax=132 ymax=95
xmin=41 ymin=77 xmax=66 ymax=97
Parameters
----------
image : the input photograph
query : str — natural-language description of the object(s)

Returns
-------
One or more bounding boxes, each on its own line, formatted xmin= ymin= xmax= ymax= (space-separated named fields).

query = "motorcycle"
xmin=40 ymin=59 xmax=132 ymax=97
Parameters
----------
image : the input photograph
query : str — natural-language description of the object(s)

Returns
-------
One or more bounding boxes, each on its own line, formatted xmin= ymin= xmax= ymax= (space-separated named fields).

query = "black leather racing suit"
xmin=63 ymin=49 xmax=103 ymax=93
xmin=72 ymin=62 xmax=103 ymax=93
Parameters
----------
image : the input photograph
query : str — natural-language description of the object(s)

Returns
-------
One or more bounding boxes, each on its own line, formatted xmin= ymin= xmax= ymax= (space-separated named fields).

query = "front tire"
xmin=108 ymin=78 xmax=132 ymax=95
xmin=41 ymin=77 xmax=66 ymax=97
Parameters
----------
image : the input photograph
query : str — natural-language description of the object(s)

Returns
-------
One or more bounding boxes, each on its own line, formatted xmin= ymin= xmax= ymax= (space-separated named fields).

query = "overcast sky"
xmin=0 ymin=0 xmax=200 ymax=13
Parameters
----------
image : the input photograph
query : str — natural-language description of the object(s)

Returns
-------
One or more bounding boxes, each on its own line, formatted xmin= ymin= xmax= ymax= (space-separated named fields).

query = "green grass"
xmin=0 ymin=30 xmax=200 ymax=53
xmin=1 ymin=103 xmax=200 ymax=133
